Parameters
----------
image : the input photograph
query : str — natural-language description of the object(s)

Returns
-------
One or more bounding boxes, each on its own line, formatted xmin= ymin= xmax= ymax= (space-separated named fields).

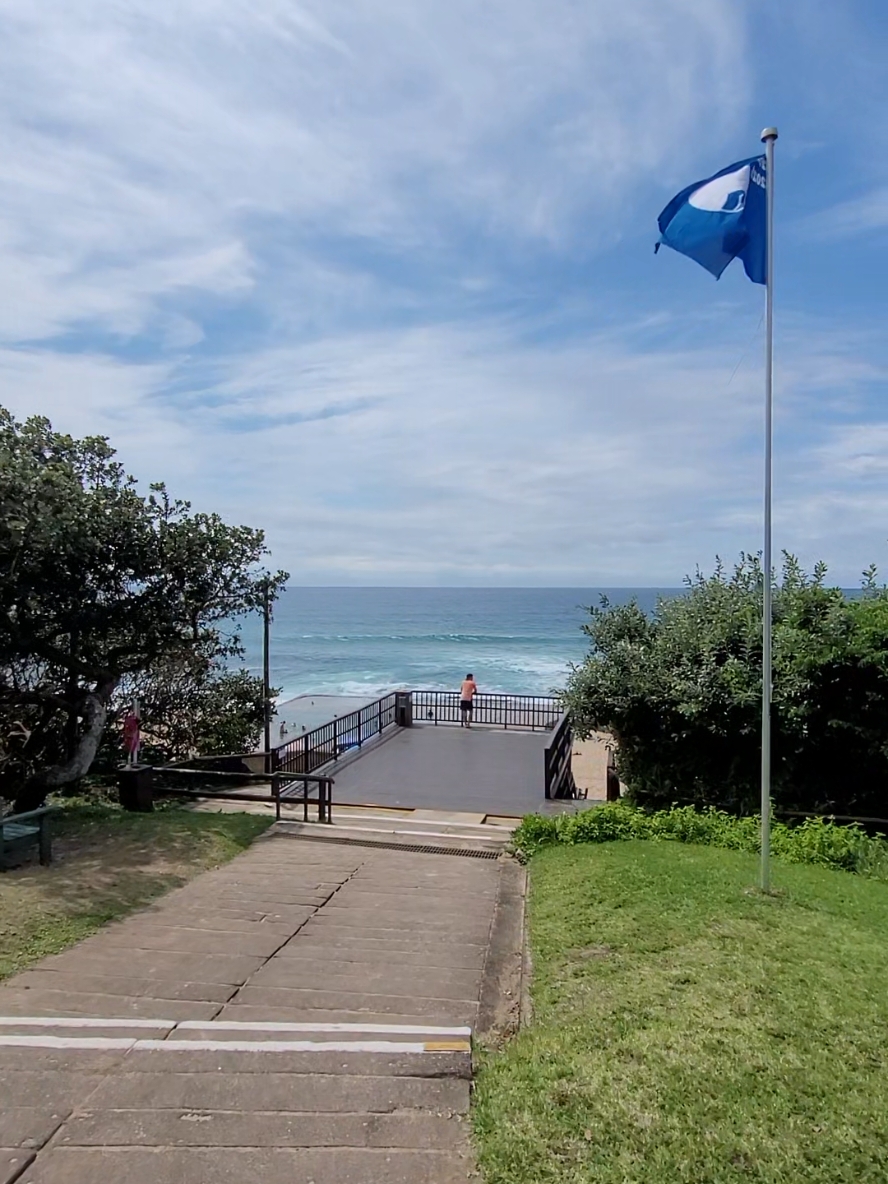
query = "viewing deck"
xmin=164 ymin=691 xmax=592 ymax=819
xmin=270 ymin=691 xmax=583 ymax=818
xmin=331 ymin=722 xmax=564 ymax=817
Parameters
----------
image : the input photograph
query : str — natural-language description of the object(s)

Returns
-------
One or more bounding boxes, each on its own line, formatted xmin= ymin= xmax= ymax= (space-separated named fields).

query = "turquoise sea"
xmin=239 ymin=587 xmax=682 ymax=701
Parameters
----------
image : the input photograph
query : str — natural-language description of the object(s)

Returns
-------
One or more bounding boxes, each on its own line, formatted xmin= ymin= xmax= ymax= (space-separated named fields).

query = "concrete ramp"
xmin=329 ymin=723 xmax=566 ymax=816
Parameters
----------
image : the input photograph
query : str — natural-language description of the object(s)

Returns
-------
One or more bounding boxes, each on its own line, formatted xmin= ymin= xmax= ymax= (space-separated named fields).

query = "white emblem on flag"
xmin=688 ymin=164 xmax=751 ymax=213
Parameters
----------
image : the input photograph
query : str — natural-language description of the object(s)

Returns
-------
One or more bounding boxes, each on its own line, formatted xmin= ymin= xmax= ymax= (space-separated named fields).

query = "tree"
xmin=102 ymin=654 xmax=272 ymax=767
xmin=0 ymin=408 xmax=287 ymax=811
xmin=563 ymin=554 xmax=888 ymax=817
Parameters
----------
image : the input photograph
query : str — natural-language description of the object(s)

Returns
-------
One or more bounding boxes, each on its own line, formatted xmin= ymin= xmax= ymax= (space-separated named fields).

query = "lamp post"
xmin=760 ymin=126 xmax=777 ymax=892
xmin=262 ymin=581 xmax=271 ymax=773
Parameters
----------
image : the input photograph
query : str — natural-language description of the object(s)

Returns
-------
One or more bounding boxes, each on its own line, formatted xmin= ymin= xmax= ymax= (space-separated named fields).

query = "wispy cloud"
xmin=799 ymin=188 xmax=888 ymax=242
xmin=5 ymin=313 xmax=884 ymax=584
xmin=0 ymin=0 xmax=747 ymax=344
xmin=0 ymin=0 xmax=887 ymax=585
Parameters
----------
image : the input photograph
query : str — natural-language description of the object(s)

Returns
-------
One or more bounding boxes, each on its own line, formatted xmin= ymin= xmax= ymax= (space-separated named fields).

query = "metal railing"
xmin=272 ymin=772 xmax=333 ymax=823
xmin=412 ymin=690 xmax=561 ymax=731
xmin=544 ymin=711 xmax=582 ymax=799
xmin=271 ymin=692 xmax=399 ymax=776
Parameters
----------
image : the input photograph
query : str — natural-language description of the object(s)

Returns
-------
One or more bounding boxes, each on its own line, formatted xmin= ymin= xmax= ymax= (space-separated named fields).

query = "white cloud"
xmin=801 ymin=188 xmax=888 ymax=242
xmin=2 ymin=0 xmax=886 ymax=588
xmin=5 ymin=314 xmax=884 ymax=585
xmin=0 ymin=0 xmax=747 ymax=341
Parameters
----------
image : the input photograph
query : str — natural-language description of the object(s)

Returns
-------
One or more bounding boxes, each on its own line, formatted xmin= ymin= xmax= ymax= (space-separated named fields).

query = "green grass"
xmin=512 ymin=803 xmax=888 ymax=880
xmin=0 ymin=801 xmax=272 ymax=981
xmin=473 ymin=841 xmax=888 ymax=1183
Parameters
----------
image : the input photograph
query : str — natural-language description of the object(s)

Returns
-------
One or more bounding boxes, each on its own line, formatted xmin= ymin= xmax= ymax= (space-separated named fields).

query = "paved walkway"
xmin=0 ymin=826 xmax=523 ymax=1183
xmin=332 ymin=723 xmax=566 ymax=815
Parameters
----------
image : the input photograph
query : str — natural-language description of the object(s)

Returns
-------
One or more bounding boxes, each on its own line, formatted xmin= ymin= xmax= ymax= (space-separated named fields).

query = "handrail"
xmin=0 ymin=806 xmax=54 ymax=825
xmin=272 ymin=772 xmax=333 ymax=823
xmin=412 ymin=690 xmax=560 ymax=731
xmin=544 ymin=711 xmax=579 ymax=799
xmin=271 ymin=692 xmax=399 ymax=776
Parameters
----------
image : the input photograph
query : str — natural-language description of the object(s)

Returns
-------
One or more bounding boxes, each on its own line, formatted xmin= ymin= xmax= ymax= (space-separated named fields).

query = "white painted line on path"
xmin=0 ymin=1035 xmax=136 ymax=1049
xmin=0 ymin=1034 xmax=470 ymax=1054
xmin=176 ymin=1020 xmax=472 ymax=1035
xmin=136 ymin=1038 xmax=450 ymax=1053
xmin=0 ymin=1016 xmax=172 ymax=1029
xmin=0 ymin=1016 xmax=471 ymax=1037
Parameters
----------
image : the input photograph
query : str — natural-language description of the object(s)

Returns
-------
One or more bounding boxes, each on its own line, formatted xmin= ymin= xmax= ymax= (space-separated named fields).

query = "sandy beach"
xmin=570 ymin=730 xmax=620 ymax=800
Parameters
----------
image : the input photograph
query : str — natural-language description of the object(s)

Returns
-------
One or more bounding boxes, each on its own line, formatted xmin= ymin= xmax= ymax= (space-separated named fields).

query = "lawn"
xmin=0 ymin=801 xmax=272 ymax=981
xmin=473 ymin=840 xmax=888 ymax=1184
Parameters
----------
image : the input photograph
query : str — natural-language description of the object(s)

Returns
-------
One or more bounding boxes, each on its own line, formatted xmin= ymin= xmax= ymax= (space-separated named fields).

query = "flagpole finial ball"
xmin=760 ymin=127 xmax=778 ymax=142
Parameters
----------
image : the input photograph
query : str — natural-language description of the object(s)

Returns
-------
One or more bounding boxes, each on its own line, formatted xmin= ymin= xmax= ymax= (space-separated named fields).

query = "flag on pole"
xmin=655 ymin=156 xmax=767 ymax=284
xmin=654 ymin=131 xmax=778 ymax=892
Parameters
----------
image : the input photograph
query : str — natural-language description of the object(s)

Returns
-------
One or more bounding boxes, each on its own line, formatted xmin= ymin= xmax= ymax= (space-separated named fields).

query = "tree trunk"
xmin=13 ymin=679 xmax=117 ymax=813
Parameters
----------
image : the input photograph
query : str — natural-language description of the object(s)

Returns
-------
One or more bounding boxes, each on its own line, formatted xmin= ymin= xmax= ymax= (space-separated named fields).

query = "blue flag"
xmin=655 ymin=155 xmax=767 ymax=284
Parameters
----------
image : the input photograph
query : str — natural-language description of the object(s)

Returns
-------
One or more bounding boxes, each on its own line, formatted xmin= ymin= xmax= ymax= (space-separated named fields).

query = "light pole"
xmin=760 ymin=126 xmax=778 ymax=892
xmin=262 ymin=580 xmax=271 ymax=772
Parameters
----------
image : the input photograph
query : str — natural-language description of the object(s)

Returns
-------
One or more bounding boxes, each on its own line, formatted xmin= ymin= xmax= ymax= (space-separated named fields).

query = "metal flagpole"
xmin=262 ymin=581 xmax=272 ymax=774
xmin=760 ymin=127 xmax=777 ymax=892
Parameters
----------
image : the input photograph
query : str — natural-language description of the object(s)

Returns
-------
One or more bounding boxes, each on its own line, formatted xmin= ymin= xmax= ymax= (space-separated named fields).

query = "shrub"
xmin=512 ymin=803 xmax=888 ymax=881
xmin=562 ymin=554 xmax=888 ymax=817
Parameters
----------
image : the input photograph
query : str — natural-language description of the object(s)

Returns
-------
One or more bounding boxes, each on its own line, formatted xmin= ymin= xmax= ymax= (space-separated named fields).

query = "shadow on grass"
xmin=0 ymin=800 xmax=272 ymax=980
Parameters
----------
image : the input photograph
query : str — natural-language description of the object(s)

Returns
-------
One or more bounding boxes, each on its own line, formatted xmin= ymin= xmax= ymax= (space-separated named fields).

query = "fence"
xmin=272 ymin=772 xmax=334 ymax=823
xmin=411 ymin=690 xmax=560 ymax=731
xmin=271 ymin=692 xmax=399 ymax=776
xmin=544 ymin=711 xmax=581 ymax=799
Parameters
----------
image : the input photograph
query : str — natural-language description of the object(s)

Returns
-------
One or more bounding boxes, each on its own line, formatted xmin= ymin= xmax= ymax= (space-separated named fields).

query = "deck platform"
xmin=330 ymin=723 xmax=575 ymax=817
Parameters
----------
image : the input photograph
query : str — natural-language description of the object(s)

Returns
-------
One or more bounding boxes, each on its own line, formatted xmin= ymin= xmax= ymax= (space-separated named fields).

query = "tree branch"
xmin=13 ymin=676 xmax=119 ymax=811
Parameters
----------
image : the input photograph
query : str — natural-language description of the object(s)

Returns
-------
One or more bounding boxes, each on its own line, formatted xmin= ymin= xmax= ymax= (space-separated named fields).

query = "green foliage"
xmin=0 ymin=408 xmax=287 ymax=808
xmin=512 ymin=802 xmax=888 ymax=880
xmin=98 ymin=658 xmax=271 ymax=767
xmin=562 ymin=554 xmax=888 ymax=816
xmin=167 ymin=667 xmax=269 ymax=758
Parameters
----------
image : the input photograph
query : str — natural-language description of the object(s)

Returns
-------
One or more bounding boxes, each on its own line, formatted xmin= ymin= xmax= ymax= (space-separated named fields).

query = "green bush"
xmin=562 ymin=554 xmax=888 ymax=817
xmin=512 ymin=803 xmax=888 ymax=880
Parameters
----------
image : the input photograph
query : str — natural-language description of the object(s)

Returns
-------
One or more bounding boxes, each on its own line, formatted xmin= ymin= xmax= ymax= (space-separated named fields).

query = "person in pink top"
xmin=122 ymin=705 xmax=141 ymax=766
xmin=459 ymin=673 xmax=478 ymax=728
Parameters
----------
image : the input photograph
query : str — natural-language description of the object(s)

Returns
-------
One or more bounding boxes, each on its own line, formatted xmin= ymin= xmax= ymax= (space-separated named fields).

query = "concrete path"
xmin=331 ymin=722 xmax=567 ymax=815
xmin=0 ymin=826 xmax=524 ymax=1183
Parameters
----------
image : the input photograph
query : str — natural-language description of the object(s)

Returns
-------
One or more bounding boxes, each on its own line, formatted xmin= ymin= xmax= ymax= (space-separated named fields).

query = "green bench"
xmin=0 ymin=806 xmax=53 ymax=871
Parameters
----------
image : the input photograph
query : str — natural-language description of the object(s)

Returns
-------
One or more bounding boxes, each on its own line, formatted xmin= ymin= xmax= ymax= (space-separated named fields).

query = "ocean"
xmin=238 ymin=587 xmax=681 ymax=702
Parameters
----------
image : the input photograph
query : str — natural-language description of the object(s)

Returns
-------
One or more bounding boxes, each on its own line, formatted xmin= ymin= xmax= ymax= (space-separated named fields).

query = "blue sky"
xmin=1 ymin=0 xmax=887 ymax=585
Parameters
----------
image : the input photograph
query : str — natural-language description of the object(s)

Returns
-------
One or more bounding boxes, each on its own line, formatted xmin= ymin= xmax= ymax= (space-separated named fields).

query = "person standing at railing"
xmin=460 ymin=673 xmax=478 ymax=728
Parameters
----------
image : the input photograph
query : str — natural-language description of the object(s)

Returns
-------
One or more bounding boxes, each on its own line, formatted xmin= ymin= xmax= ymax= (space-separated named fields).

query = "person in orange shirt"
xmin=459 ymin=673 xmax=478 ymax=728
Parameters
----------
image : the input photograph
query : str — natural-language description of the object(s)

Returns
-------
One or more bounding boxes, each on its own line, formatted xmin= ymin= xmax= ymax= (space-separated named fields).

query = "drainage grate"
xmin=277 ymin=831 xmax=503 ymax=859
